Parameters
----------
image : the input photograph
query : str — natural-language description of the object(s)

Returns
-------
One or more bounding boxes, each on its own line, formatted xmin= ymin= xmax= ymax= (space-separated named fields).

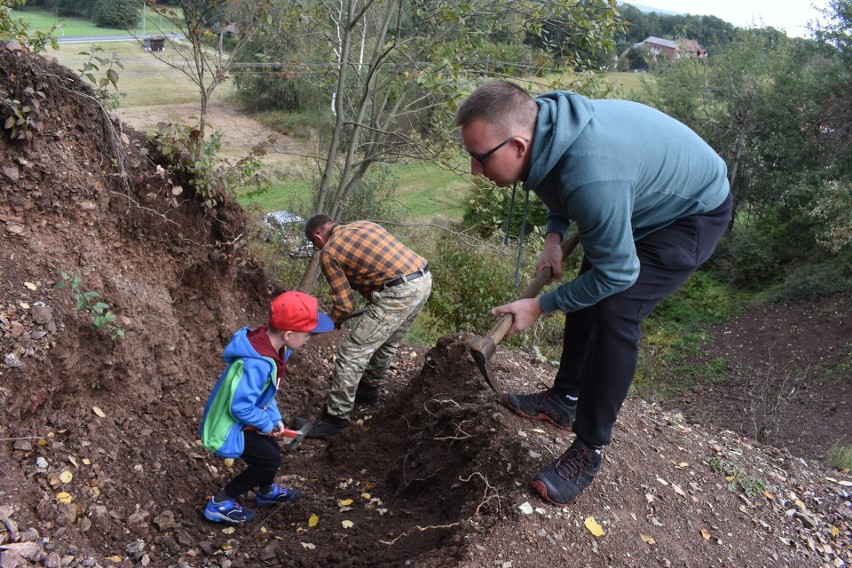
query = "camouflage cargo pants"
xmin=326 ymin=273 xmax=432 ymax=418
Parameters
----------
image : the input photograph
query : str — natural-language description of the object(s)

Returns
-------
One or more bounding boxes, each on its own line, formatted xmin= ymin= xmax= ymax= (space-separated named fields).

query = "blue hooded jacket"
xmin=198 ymin=327 xmax=291 ymax=458
xmin=524 ymin=91 xmax=730 ymax=313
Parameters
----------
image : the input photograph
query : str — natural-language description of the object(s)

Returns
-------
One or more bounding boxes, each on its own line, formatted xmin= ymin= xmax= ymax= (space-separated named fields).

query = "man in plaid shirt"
xmin=303 ymin=214 xmax=432 ymax=439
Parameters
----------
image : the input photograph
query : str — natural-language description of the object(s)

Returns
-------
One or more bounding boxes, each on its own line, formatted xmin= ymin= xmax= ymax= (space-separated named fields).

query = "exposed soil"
xmin=1 ymin=45 xmax=850 ymax=568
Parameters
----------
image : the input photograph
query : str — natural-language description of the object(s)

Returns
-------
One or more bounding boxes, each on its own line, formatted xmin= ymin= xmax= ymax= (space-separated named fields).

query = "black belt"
xmin=384 ymin=265 xmax=430 ymax=288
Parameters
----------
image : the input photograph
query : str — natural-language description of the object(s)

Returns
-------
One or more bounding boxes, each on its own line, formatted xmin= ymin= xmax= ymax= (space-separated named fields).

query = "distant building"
xmin=679 ymin=39 xmax=708 ymax=58
xmin=641 ymin=36 xmax=679 ymax=60
xmin=634 ymin=36 xmax=707 ymax=63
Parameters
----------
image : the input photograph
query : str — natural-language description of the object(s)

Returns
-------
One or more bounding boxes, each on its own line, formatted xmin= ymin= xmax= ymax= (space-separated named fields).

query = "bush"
xmin=772 ymin=257 xmax=852 ymax=302
xmin=425 ymin=236 xmax=519 ymax=335
xmin=236 ymin=72 xmax=326 ymax=114
xmin=336 ymin=166 xmax=406 ymax=225
xmin=93 ymin=0 xmax=140 ymax=29
xmin=461 ymin=176 xmax=548 ymax=240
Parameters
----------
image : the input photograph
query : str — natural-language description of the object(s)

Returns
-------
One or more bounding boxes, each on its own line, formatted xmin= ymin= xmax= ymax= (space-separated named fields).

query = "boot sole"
xmin=500 ymin=393 xmax=573 ymax=431
xmin=530 ymin=480 xmax=572 ymax=508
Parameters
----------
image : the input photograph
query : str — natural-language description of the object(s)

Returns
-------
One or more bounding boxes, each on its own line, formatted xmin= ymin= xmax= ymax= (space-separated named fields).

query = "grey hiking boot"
xmin=501 ymin=388 xmax=576 ymax=430
xmin=531 ymin=438 xmax=601 ymax=507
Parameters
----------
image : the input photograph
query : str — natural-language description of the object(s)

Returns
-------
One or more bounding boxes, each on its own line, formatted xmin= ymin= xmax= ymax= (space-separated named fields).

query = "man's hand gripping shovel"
xmin=469 ymin=231 xmax=580 ymax=392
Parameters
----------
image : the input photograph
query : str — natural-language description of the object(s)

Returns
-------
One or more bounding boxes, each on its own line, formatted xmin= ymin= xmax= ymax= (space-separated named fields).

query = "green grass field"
xmin=12 ymin=6 xmax=181 ymax=37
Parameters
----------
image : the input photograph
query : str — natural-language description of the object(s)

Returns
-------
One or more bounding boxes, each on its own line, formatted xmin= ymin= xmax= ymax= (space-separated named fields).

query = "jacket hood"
xmin=524 ymin=91 xmax=595 ymax=190
xmin=222 ymin=327 xmax=269 ymax=367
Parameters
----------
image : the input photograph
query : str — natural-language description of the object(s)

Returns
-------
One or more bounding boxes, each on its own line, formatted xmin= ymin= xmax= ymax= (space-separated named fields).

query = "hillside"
xmin=1 ymin=44 xmax=850 ymax=568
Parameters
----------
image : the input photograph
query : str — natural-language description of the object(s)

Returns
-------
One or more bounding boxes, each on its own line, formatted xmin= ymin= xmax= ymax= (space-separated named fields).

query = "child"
xmin=199 ymin=291 xmax=334 ymax=524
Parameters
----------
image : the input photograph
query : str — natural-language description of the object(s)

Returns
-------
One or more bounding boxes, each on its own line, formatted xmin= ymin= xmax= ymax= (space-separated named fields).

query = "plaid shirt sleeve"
xmin=319 ymin=249 xmax=357 ymax=324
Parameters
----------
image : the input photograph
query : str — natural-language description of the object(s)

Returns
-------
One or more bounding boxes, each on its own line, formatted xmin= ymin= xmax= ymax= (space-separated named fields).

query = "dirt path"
xmin=116 ymin=101 xmax=306 ymax=167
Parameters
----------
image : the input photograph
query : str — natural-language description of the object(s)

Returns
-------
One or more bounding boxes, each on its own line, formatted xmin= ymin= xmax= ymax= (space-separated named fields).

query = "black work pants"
xmin=554 ymin=192 xmax=732 ymax=447
xmin=224 ymin=430 xmax=282 ymax=498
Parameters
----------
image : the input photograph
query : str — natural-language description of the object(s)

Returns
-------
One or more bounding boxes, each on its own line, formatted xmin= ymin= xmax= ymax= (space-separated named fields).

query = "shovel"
xmin=469 ymin=231 xmax=580 ymax=392
xmin=280 ymin=417 xmax=312 ymax=451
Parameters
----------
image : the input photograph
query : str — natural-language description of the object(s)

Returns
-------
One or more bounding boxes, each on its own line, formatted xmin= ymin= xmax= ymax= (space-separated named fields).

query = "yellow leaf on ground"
xmin=19 ymin=302 xmax=29 ymax=309
xmin=640 ymin=534 xmax=656 ymax=545
xmin=308 ymin=514 xmax=319 ymax=527
xmin=107 ymin=555 xmax=122 ymax=563
xmin=338 ymin=499 xmax=353 ymax=507
xmin=223 ymin=458 xmax=234 ymax=467
xmin=221 ymin=527 xmax=235 ymax=534
xmin=24 ymin=282 xmax=37 ymax=290
xmin=360 ymin=492 xmax=371 ymax=500
xmin=56 ymin=492 xmax=72 ymax=503
xmin=59 ymin=471 xmax=73 ymax=484
xmin=92 ymin=406 xmax=106 ymax=418
xmin=584 ymin=516 xmax=605 ymax=537
xmin=222 ymin=545 xmax=232 ymax=550
xmin=700 ymin=528 xmax=711 ymax=540
xmin=342 ymin=520 xmax=354 ymax=528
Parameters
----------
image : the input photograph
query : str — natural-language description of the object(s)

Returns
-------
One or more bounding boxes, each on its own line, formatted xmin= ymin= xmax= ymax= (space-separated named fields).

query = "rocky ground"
xmin=1 ymin=43 xmax=850 ymax=568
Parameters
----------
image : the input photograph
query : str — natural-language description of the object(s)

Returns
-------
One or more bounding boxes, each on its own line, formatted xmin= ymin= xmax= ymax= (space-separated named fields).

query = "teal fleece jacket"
xmin=524 ymin=91 xmax=730 ymax=313
xmin=198 ymin=327 xmax=290 ymax=458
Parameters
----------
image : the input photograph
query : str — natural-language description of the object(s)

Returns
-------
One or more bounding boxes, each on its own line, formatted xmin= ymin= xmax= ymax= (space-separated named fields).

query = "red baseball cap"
xmin=268 ymin=291 xmax=334 ymax=333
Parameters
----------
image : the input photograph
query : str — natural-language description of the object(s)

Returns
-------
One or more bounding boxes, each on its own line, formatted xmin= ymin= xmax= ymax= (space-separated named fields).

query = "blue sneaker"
xmin=255 ymin=483 xmax=302 ymax=507
xmin=203 ymin=497 xmax=256 ymax=524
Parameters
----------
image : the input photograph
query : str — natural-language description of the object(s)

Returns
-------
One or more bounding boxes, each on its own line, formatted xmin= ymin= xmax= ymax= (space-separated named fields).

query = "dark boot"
xmin=501 ymin=388 xmax=576 ymax=430
xmin=306 ymin=410 xmax=350 ymax=441
xmin=530 ymin=438 xmax=601 ymax=507
xmin=354 ymin=382 xmax=380 ymax=405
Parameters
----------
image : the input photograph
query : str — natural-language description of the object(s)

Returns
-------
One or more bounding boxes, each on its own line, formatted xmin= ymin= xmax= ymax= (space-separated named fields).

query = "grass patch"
xmin=708 ymin=457 xmax=766 ymax=497
xmin=826 ymin=444 xmax=852 ymax=472
xmin=12 ymin=6 xmax=181 ymax=37
xmin=237 ymin=160 xmax=469 ymax=223
xmin=605 ymin=71 xmax=649 ymax=97
xmin=48 ymin=41 xmax=235 ymax=108
xmin=634 ymin=271 xmax=744 ymax=397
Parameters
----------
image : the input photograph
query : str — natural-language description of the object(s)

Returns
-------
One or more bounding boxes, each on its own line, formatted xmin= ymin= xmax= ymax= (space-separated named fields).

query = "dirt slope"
xmin=1 ymin=45 xmax=850 ymax=568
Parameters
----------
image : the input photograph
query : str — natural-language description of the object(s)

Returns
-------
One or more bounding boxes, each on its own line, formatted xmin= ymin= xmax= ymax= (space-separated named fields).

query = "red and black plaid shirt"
xmin=319 ymin=221 xmax=427 ymax=323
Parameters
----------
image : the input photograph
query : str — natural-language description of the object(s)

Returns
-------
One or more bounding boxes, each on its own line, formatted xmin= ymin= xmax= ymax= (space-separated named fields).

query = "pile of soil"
xmin=1 ymin=44 xmax=850 ymax=567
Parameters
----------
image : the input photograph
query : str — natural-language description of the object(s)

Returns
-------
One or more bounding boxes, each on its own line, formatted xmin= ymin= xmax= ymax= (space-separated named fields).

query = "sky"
xmin=633 ymin=1 xmax=829 ymax=38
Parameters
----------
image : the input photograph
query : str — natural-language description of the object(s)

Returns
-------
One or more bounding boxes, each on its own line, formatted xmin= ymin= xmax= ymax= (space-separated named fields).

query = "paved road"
xmin=56 ymin=33 xmax=184 ymax=44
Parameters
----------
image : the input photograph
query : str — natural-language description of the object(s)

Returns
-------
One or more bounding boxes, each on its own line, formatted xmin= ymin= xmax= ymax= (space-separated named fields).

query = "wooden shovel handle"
xmin=484 ymin=231 xmax=580 ymax=347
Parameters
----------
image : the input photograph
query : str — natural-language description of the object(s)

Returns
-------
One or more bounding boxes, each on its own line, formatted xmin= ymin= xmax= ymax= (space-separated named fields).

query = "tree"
xmin=143 ymin=0 xmax=272 ymax=142
xmin=241 ymin=0 xmax=624 ymax=220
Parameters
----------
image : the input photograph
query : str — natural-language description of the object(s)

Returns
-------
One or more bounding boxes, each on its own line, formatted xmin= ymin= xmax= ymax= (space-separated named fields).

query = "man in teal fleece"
xmin=455 ymin=80 xmax=732 ymax=506
xmin=199 ymin=291 xmax=333 ymax=523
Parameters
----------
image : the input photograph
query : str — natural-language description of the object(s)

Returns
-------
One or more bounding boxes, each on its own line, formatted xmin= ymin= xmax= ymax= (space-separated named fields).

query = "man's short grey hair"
xmin=454 ymin=80 xmax=538 ymax=135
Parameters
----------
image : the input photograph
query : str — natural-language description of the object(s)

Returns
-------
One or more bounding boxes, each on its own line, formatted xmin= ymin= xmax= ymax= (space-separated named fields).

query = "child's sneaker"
xmin=203 ymin=497 xmax=256 ymax=524
xmin=255 ymin=483 xmax=302 ymax=507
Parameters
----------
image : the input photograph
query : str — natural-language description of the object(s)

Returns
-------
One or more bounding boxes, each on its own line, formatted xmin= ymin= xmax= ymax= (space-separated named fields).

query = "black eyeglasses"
xmin=466 ymin=136 xmax=528 ymax=167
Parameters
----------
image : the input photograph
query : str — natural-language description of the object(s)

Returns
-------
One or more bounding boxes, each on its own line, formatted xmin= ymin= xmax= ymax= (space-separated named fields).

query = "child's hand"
xmin=269 ymin=421 xmax=286 ymax=438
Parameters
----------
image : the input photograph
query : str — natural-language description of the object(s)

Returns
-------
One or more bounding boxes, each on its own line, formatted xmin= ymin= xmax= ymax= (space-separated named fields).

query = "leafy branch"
xmin=55 ymin=272 xmax=125 ymax=341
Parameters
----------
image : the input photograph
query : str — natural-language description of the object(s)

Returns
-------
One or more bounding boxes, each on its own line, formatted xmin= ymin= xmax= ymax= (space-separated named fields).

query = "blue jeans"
xmin=555 ymin=192 xmax=732 ymax=447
